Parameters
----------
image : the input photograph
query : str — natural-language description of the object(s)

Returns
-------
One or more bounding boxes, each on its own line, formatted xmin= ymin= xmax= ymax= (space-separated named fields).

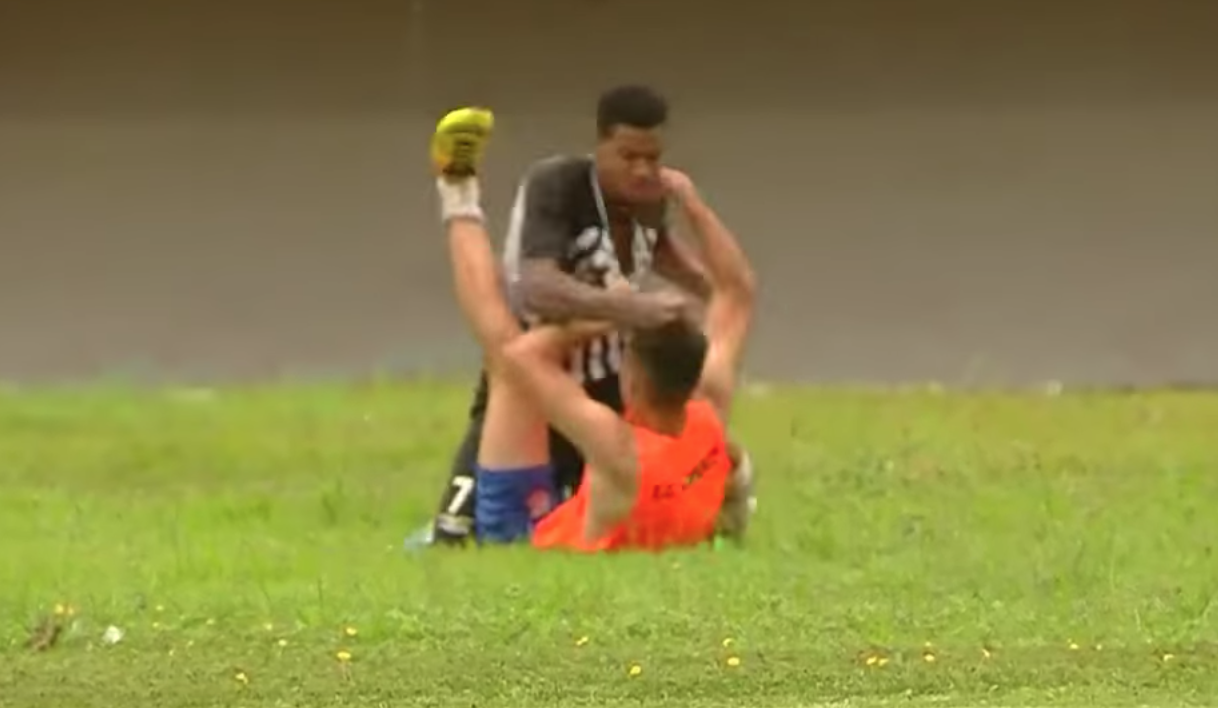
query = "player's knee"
xmin=475 ymin=465 xmax=556 ymax=544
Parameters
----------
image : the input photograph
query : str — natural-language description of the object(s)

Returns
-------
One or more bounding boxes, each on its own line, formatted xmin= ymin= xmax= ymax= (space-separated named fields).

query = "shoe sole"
xmin=433 ymin=107 xmax=494 ymax=177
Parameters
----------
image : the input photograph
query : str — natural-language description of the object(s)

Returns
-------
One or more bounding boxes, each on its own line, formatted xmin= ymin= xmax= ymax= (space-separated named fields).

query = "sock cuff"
xmin=436 ymin=177 xmax=484 ymax=223
xmin=475 ymin=466 xmax=557 ymax=544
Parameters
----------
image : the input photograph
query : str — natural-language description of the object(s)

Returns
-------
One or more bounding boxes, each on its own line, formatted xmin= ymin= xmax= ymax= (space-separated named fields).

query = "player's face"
xmin=595 ymin=126 xmax=665 ymax=205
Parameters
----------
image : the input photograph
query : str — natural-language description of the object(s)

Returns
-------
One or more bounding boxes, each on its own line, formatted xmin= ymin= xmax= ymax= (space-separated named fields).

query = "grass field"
xmin=2 ymin=381 xmax=1217 ymax=707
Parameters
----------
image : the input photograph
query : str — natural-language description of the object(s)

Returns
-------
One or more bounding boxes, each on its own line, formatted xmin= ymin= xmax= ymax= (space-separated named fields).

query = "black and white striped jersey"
xmin=501 ymin=154 xmax=667 ymax=386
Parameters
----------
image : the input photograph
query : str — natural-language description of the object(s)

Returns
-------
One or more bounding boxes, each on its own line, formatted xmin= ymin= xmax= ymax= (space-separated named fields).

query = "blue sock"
xmin=475 ymin=465 xmax=556 ymax=544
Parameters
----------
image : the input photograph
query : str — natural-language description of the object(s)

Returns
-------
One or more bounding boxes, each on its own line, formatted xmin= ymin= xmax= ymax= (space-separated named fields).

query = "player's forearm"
xmin=653 ymin=232 xmax=712 ymax=301
xmin=447 ymin=219 xmax=521 ymax=356
xmin=517 ymin=262 xmax=640 ymax=326
xmin=679 ymin=196 xmax=756 ymax=304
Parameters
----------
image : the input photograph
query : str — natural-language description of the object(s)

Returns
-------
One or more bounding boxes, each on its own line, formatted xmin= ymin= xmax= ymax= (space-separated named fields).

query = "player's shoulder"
xmin=521 ymin=154 xmax=594 ymax=192
xmin=687 ymin=397 xmax=724 ymax=427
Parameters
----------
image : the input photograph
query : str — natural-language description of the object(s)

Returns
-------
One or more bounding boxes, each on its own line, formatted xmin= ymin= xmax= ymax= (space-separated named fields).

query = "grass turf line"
xmin=1 ymin=382 xmax=1217 ymax=707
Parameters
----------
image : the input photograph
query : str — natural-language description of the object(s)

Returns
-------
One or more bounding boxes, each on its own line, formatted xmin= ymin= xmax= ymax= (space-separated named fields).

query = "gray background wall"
xmin=2 ymin=0 xmax=1215 ymax=385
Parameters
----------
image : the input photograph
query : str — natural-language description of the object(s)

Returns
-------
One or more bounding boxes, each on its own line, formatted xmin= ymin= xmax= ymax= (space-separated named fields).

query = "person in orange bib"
xmin=430 ymin=107 xmax=756 ymax=551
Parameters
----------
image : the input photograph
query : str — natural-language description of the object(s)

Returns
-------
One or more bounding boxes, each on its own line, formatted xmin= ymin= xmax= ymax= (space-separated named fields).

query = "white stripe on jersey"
xmin=502 ymin=175 xmax=529 ymax=283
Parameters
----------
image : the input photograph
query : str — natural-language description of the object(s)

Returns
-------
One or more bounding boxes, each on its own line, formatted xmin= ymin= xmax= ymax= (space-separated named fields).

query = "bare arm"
xmin=652 ymin=228 xmax=713 ymax=301
xmin=517 ymin=259 xmax=648 ymax=326
xmin=663 ymin=173 xmax=758 ymax=543
xmin=501 ymin=323 xmax=639 ymax=540
xmin=675 ymin=186 xmax=756 ymax=419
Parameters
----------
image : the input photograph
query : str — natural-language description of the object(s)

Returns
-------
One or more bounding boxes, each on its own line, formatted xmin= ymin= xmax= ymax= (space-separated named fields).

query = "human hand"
xmin=624 ymin=288 xmax=691 ymax=330
xmin=660 ymin=167 xmax=698 ymax=204
xmin=605 ymin=273 xmax=634 ymax=294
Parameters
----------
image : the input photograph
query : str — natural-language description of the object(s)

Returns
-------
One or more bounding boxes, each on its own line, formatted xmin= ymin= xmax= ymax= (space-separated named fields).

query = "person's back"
xmin=533 ymin=398 xmax=731 ymax=552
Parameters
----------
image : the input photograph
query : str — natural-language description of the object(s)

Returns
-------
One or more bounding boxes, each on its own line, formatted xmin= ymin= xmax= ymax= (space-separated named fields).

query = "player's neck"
xmin=629 ymin=403 xmax=687 ymax=438
xmin=591 ymin=164 xmax=631 ymax=215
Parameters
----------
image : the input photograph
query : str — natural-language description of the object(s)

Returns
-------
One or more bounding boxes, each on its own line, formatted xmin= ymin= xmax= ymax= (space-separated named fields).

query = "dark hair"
xmin=596 ymin=85 xmax=669 ymax=138
xmin=629 ymin=318 xmax=708 ymax=409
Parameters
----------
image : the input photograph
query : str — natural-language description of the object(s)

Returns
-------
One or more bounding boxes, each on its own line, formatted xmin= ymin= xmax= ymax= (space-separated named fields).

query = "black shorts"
xmin=431 ymin=372 xmax=624 ymax=543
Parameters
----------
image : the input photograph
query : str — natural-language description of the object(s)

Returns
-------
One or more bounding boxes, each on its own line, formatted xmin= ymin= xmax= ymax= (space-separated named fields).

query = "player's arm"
xmin=501 ymin=324 xmax=640 ymax=539
xmin=672 ymin=182 xmax=756 ymax=419
xmin=652 ymin=224 xmax=713 ymax=301
xmin=510 ymin=163 xmax=654 ymax=327
xmin=665 ymin=174 xmax=757 ymax=542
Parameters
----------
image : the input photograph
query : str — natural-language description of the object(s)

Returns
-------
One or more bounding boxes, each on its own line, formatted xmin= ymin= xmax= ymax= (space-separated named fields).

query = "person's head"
xmin=594 ymin=84 xmax=668 ymax=205
xmin=621 ymin=316 xmax=709 ymax=418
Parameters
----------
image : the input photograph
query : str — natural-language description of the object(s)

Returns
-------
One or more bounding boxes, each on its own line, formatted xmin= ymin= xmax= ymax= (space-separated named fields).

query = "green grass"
xmin=2 ymin=381 xmax=1218 ymax=707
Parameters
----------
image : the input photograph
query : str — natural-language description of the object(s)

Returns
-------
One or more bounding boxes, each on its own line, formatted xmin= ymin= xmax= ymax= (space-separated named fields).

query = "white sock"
xmin=436 ymin=177 xmax=484 ymax=223
xmin=735 ymin=449 xmax=758 ymax=515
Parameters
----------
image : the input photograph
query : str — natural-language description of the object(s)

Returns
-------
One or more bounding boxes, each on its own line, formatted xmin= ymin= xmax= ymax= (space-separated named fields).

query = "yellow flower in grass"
xmin=627 ymin=664 xmax=642 ymax=677
xmin=336 ymin=650 xmax=353 ymax=663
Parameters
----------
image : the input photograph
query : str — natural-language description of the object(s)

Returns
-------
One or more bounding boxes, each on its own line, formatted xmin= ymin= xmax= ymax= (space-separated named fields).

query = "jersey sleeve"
xmin=504 ymin=159 xmax=575 ymax=269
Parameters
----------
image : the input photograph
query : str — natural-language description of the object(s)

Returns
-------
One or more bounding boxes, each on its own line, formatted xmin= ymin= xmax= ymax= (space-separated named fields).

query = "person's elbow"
xmin=739 ymin=264 xmax=758 ymax=301
xmin=723 ymin=264 xmax=757 ymax=313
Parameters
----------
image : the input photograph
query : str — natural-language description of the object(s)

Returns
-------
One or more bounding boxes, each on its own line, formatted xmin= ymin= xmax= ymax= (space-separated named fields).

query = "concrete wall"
xmin=2 ymin=0 xmax=1215 ymax=385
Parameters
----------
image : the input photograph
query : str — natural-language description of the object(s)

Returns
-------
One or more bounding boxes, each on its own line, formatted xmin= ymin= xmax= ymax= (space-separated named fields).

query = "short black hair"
xmin=629 ymin=318 xmax=708 ymax=409
xmin=596 ymin=85 xmax=669 ymax=138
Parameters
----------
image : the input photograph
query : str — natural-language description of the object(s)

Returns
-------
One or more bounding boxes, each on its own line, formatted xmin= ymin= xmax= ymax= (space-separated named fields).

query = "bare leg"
xmin=441 ymin=205 xmax=549 ymax=470
xmin=437 ymin=177 xmax=552 ymax=540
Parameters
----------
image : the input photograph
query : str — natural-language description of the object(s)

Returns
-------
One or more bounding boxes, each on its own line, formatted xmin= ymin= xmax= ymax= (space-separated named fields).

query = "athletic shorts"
xmin=471 ymin=463 xmax=556 ymax=544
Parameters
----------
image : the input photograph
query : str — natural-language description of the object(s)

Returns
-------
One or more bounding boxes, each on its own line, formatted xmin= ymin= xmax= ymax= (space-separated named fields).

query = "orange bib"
xmin=532 ymin=399 xmax=730 ymax=552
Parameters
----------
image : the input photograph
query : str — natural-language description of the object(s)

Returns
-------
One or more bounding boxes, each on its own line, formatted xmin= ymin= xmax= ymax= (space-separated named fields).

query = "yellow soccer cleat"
xmin=431 ymin=107 xmax=494 ymax=178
